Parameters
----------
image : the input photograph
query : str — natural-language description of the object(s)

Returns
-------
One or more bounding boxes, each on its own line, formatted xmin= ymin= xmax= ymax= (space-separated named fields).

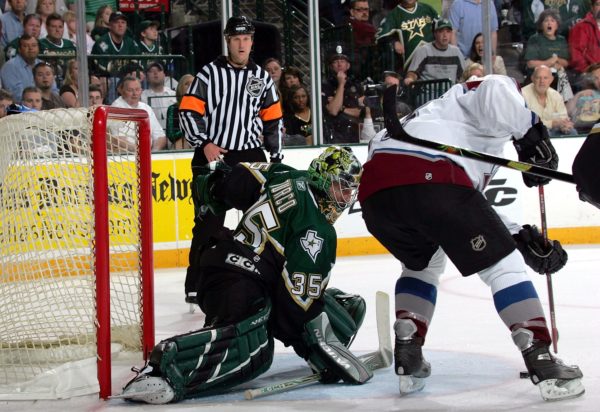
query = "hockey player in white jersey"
xmin=358 ymin=75 xmax=584 ymax=401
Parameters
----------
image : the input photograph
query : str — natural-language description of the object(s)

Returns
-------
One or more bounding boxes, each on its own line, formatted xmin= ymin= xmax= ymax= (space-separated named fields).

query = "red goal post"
xmin=0 ymin=106 xmax=155 ymax=400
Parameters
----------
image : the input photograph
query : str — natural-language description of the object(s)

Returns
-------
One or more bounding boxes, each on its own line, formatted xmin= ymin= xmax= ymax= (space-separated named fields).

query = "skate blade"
xmin=116 ymin=376 xmax=175 ymax=404
xmin=399 ymin=375 xmax=426 ymax=396
xmin=538 ymin=378 xmax=585 ymax=402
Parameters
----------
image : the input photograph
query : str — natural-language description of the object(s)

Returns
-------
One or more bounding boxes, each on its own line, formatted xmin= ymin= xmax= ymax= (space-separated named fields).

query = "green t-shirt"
xmin=523 ymin=33 xmax=570 ymax=61
xmin=376 ymin=3 xmax=439 ymax=68
xmin=91 ymin=33 xmax=141 ymax=75
xmin=39 ymin=38 xmax=77 ymax=57
xmin=85 ymin=0 xmax=117 ymax=23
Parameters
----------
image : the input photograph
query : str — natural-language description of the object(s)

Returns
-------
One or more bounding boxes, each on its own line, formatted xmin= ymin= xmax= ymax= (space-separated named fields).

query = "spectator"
xmin=568 ymin=1 xmax=600 ymax=80
xmin=524 ymin=9 xmax=573 ymax=102
xmin=165 ymin=73 xmax=193 ymax=149
xmin=465 ymin=32 xmax=507 ymax=76
xmin=283 ymin=84 xmax=313 ymax=146
xmin=347 ymin=0 xmax=376 ymax=47
xmin=376 ymin=0 xmax=438 ymax=72
xmin=263 ymin=57 xmax=283 ymax=87
xmin=39 ymin=13 xmax=77 ymax=58
xmin=111 ymin=76 xmax=167 ymax=151
xmin=90 ymin=4 xmax=113 ymax=40
xmin=21 ymin=86 xmax=43 ymax=110
xmin=89 ymin=74 xmax=106 ymax=103
xmin=322 ymin=47 xmax=365 ymax=143
xmin=4 ymin=14 xmax=41 ymax=61
xmin=0 ymin=89 xmax=14 ymax=118
xmin=279 ymin=65 xmax=305 ymax=114
xmin=557 ymin=0 xmax=589 ymax=37
xmin=35 ymin=0 xmax=57 ymax=39
xmin=1 ymin=0 xmax=27 ymax=49
xmin=33 ymin=61 xmax=65 ymax=110
xmin=91 ymin=11 xmax=140 ymax=104
xmin=88 ymin=84 xmax=104 ymax=106
xmin=461 ymin=61 xmax=485 ymax=81
xmin=566 ymin=63 xmax=600 ymax=134
xmin=0 ymin=35 xmax=42 ymax=103
xmin=62 ymin=10 xmax=94 ymax=54
xmin=138 ymin=20 xmax=164 ymax=55
xmin=449 ymin=0 xmax=498 ymax=58
xmin=141 ymin=61 xmax=176 ymax=129
xmin=90 ymin=11 xmax=140 ymax=77
xmin=59 ymin=58 xmax=79 ymax=108
xmin=520 ymin=0 xmax=547 ymax=41
xmin=522 ymin=65 xmax=577 ymax=136
xmin=404 ymin=18 xmax=465 ymax=85
xmin=26 ymin=0 xmax=66 ymax=15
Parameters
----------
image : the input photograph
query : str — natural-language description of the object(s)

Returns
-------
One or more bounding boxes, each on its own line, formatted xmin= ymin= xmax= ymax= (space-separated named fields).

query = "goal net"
xmin=0 ymin=106 xmax=154 ymax=400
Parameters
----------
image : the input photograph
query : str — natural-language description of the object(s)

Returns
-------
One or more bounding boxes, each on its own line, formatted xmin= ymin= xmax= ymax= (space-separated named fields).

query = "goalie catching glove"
xmin=303 ymin=312 xmax=373 ymax=384
xmin=513 ymin=225 xmax=567 ymax=274
xmin=513 ymin=122 xmax=558 ymax=187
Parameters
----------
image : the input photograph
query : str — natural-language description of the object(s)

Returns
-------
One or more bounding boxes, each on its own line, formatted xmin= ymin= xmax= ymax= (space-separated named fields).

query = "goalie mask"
xmin=308 ymin=146 xmax=362 ymax=224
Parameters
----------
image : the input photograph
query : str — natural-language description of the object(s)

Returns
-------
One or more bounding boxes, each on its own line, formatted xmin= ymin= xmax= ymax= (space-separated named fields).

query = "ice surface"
xmin=2 ymin=245 xmax=598 ymax=411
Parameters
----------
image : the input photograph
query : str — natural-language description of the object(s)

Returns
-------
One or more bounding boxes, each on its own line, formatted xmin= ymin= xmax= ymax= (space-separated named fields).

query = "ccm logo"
xmin=225 ymin=253 xmax=257 ymax=272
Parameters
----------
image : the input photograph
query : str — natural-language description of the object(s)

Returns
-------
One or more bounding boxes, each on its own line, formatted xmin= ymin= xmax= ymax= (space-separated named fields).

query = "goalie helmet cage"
xmin=0 ymin=106 xmax=155 ymax=400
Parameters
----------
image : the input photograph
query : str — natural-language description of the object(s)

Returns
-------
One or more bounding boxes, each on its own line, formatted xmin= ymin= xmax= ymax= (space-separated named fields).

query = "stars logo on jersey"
xmin=300 ymin=230 xmax=324 ymax=263
xmin=400 ymin=16 xmax=432 ymax=41
xmin=296 ymin=180 xmax=307 ymax=191
xmin=246 ymin=76 xmax=265 ymax=97
xmin=470 ymin=235 xmax=487 ymax=251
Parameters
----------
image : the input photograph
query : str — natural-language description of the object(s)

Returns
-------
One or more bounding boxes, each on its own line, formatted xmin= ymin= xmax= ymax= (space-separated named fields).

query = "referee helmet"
xmin=224 ymin=16 xmax=255 ymax=36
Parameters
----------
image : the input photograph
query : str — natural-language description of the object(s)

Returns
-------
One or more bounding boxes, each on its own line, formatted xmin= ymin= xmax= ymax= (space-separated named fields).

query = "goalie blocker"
xmin=119 ymin=288 xmax=370 ymax=404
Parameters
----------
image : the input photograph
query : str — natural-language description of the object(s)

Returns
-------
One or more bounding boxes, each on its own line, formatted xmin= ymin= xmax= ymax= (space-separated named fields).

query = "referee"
xmin=179 ymin=16 xmax=284 ymax=304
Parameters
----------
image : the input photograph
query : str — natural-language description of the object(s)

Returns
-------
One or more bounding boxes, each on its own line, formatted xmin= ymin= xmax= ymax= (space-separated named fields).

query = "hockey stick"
xmin=381 ymin=85 xmax=575 ymax=185
xmin=538 ymin=186 xmax=559 ymax=353
xmin=244 ymin=291 xmax=393 ymax=400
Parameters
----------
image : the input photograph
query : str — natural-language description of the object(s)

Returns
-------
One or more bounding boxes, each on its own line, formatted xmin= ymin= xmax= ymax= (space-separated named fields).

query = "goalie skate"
xmin=394 ymin=319 xmax=431 ymax=396
xmin=117 ymin=373 xmax=175 ymax=404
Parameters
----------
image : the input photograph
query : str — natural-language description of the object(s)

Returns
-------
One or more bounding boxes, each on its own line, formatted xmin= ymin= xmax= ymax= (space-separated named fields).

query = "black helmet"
xmin=224 ymin=16 xmax=255 ymax=36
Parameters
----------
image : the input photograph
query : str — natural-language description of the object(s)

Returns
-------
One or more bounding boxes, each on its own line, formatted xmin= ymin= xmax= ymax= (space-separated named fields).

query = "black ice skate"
xmin=512 ymin=328 xmax=584 ymax=401
xmin=394 ymin=319 xmax=431 ymax=396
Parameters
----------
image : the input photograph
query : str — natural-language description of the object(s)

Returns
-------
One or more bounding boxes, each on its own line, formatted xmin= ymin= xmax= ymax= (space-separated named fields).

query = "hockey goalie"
xmin=118 ymin=146 xmax=372 ymax=403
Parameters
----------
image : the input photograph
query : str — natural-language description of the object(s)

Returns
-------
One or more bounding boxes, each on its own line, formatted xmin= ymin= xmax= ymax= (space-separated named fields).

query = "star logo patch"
xmin=300 ymin=230 xmax=324 ymax=263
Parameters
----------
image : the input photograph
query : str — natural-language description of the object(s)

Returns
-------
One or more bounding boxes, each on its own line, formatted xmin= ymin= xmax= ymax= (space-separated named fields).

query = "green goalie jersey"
xmin=196 ymin=161 xmax=338 ymax=348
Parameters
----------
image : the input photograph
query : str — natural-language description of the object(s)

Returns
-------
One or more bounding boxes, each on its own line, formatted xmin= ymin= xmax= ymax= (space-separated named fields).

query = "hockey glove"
xmin=193 ymin=161 xmax=232 ymax=217
xmin=513 ymin=122 xmax=558 ymax=187
xmin=303 ymin=312 xmax=373 ymax=384
xmin=513 ymin=225 xmax=568 ymax=274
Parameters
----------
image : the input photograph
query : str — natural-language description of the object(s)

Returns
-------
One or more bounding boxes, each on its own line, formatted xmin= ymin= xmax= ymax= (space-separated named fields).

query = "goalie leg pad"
xmin=304 ymin=312 xmax=373 ymax=384
xmin=143 ymin=301 xmax=274 ymax=401
xmin=323 ymin=288 xmax=366 ymax=347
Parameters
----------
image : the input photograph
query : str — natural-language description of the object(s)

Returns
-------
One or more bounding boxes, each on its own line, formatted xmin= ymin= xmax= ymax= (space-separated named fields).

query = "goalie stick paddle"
xmin=381 ymin=85 xmax=576 ymax=185
xmin=244 ymin=291 xmax=393 ymax=400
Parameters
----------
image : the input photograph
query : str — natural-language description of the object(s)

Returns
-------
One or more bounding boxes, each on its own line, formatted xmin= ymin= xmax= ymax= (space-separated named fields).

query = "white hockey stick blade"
xmin=375 ymin=291 xmax=393 ymax=368
xmin=244 ymin=291 xmax=393 ymax=400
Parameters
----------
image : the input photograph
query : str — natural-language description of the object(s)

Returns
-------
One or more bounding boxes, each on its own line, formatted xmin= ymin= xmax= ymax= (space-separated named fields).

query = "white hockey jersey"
xmin=363 ymin=75 xmax=536 ymax=194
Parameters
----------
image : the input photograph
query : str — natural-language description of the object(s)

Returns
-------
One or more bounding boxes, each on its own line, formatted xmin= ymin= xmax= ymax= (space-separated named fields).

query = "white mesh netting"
xmin=0 ymin=108 xmax=148 ymax=399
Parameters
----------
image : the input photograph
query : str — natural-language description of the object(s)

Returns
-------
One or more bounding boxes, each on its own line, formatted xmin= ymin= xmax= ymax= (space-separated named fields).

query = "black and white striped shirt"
xmin=179 ymin=56 xmax=283 ymax=161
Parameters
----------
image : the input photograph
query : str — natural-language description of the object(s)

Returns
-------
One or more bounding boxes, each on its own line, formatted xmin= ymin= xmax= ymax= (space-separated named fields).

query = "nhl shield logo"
xmin=246 ymin=76 xmax=265 ymax=97
xmin=470 ymin=235 xmax=486 ymax=251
